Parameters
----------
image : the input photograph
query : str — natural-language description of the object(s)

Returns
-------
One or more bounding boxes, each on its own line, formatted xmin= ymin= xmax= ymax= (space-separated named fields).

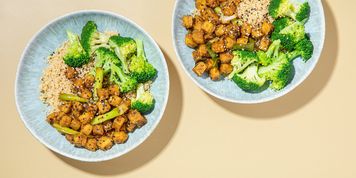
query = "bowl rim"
xmin=172 ymin=0 xmax=325 ymax=104
xmin=15 ymin=9 xmax=170 ymax=162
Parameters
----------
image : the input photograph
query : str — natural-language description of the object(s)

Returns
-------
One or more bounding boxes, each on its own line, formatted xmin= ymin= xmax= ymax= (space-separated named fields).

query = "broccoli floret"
xmin=228 ymin=50 xmax=258 ymax=79
xmin=271 ymin=21 xmax=305 ymax=51
xmin=131 ymin=84 xmax=155 ymax=114
xmin=63 ymin=31 xmax=89 ymax=68
xmin=287 ymin=38 xmax=314 ymax=61
xmin=109 ymin=35 xmax=137 ymax=73
xmin=110 ymin=64 xmax=137 ymax=93
xmin=81 ymin=21 xmax=111 ymax=55
xmin=94 ymin=47 xmax=120 ymax=74
xmin=258 ymin=53 xmax=292 ymax=90
xmin=232 ymin=64 xmax=266 ymax=92
xmin=273 ymin=17 xmax=293 ymax=33
xmin=257 ymin=40 xmax=281 ymax=66
xmin=129 ymin=39 xmax=157 ymax=83
xmin=269 ymin=0 xmax=310 ymax=22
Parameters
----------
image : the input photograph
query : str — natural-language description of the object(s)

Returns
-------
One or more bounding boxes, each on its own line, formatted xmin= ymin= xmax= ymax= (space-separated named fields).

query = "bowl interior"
xmin=173 ymin=0 xmax=325 ymax=103
xmin=16 ymin=11 xmax=169 ymax=162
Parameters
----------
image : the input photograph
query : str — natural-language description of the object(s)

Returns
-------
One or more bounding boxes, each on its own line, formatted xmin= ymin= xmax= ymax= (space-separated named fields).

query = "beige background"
xmin=0 ymin=0 xmax=355 ymax=177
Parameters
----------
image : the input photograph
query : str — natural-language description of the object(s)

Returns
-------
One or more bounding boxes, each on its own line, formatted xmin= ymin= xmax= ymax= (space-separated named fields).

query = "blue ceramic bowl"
xmin=173 ymin=0 xmax=325 ymax=103
xmin=15 ymin=10 xmax=169 ymax=162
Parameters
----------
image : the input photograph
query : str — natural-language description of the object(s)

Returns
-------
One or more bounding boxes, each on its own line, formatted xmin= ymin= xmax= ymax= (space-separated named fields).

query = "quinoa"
xmin=237 ymin=0 xmax=274 ymax=27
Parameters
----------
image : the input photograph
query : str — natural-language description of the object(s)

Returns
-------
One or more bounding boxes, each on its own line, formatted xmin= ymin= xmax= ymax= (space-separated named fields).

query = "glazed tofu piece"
xmin=73 ymin=134 xmax=87 ymax=147
xmin=202 ymin=21 xmax=215 ymax=34
xmin=108 ymin=85 xmax=120 ymax=96
xmin=196 ymin=0 xmax=207 ymax=10
xmin=215 ymin=25 xmax=226 ymax=37
xmin=206 ymin=0 xmax=218 ymax=8
xmin=224 ymin=36 xmax=236 ymax=49
xmin=182 ymin=15 xmax=194 ymax=29
xmin=80 ymin=88 xmax=92 ymax=99
xmin=83 ymin=74 xmax=95 ymax=88
xmin=185 ymin=33 xmax=198 ymax=48
xmin=103 ymin=120 xmax=113 ymax=132
xmin=209 ymin=67 xmax=221 ymax=81
xmin=65 ymin=67 xmax=77 ymax=80
xmin=211 ymin=39 xmax=226 ymax=53
xmin=205 ymin=58 xmax=214 ymax=71
xmin=69 ymin=119 xmax=81 ymax=131
xmin=193 ymin=61 xmax=208 ymax=76
xmin=59 ymin=115 xmax=72 ymax=127
xmin=241 ymin=23 xmax=252 ymax=37
xmin=261 ymin=21 xmax=273 ymax=35
xmin=251 ymin=28 xmax=263 ymax=39
xmin=97 ymin=88 xmax=110 ymax=101
xmin=93 ymin=124 xmax=104 ymax=136
xmin=222 ymin=1 xmax=237 ymax=16
xmin=192 ymin=30 xmax=205 ymax=44
xmin=85 ymin=138 xmax=98 ymax=151
xmin=112 ymin=116 xmax=127 ymax=131
xmin=108 ymin=95 xmax=122 ymax=107
xmin=96 ymin=100 xmax=111 ymax=114
xmin=219 ymin=52 xmax=234 ymax=64
xmin=127 ymin=110 xmax=147 ymax=128
xmin=78 ymin=112 xmax=94 ymax=124
xmin=97 ymin=136 xmax=113 ymax=150
xmin=72 ymin=101 xmax=83 ymax=112
xmin=219 ymin=64 xmax=233 ymax=76
xmin=113 ymin=131 xmax=129 ymax=144
xmin=259 ymin=37 xmax=271 ymax=51
xmin=236 ymin=37 xmax=249 ymax=45
xmin=58 ymin=102 xmax=72 ymax=114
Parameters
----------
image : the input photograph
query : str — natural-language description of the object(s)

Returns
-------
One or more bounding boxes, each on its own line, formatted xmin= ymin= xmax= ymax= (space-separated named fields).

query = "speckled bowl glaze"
xmin=15 ymin=10 xmax=169 ymax=162
xmin=173 ymin=0 xmax=325 ymax=103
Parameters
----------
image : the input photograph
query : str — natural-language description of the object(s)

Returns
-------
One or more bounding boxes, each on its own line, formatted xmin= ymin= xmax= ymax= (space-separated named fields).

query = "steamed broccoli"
xmin=258 ymin=53 xmax=292 ymax=90
xmin=80 ymin=21 xmax=111 ymax=55
xmin=63 ymin=31 xmax=89 ymax=68
xmin=109 ymin=35 xmax=137 ymax=73
xmin=257 ymin=40 xmax=281 ymax=66
xmin=273 ymin=17 xmax=293 ymax=33
xmin=110 ymin=64 xmax=137 ymax=93
xmin=271 ymin=20 xmax=306 ymax=51
xmin=232 ymin=64 xmax=266 ymax=92
xmin=129 ymin=39 xmax=157 ymax=83
xmin=94 ymin=47 xmax=120 ymax=74
xmin=131 ymin=84 xmax=155 ymax=113
xmin=228 ymin=50 xmax=258 ymax=79
xmin=287 ymin=38 xmax=314 ymax=61
xmin=269 ymin=0 xmax=311 ymax=22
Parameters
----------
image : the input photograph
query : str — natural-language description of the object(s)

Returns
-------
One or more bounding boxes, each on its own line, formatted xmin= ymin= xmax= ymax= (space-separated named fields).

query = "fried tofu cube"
xmin=193 ymin=61 xmax=208 ymax=77
xmin=72 ymin=102 xmax=83 ymax=112
xmin=202 ymin=21 xmax=215 ymax=34
xmin=259 ymin=36 xmax=271 ymax=51
xmin=261 ymin=21 xmax=273 ymax=35
xmin=209 ymin=67 xmax=221 ymax=81
xmin=241 ymin=23 xmax=252 ymax=37
xmin=112 ymin=116 xmax=127 ymax=131
xmin=108 ymin=85 xmax=120 ymax=96
xmin=93 ymin=124 xmax=104 ymax=136
xmin=220 ymin=64 xmax=233 ymax=76
xmin=225 ymin=36 xmax=236 ymax=49
xmin=182 ymin=15 xmax=194 ymax=29
xmin=205 ymin=58 xmax=214 ymax=70
xmin=236 ymin=37 xmax=249 ymax=45
xmin=73 ymin=134 xmax=87 ymax=147
xmin=58 ymin=102 xmax=72 ymax=114
xmin=97 ymin=136 xmax=113 ymax=150
xmin=59 ymin=115 xmax=72 ymax=127
xmin=215 ymin=25 xmax=226 ymax=37
xmin=96 ymin=100 xmax=111 ymax=114
xmin=69 ymin=119 xmax=81 ymax=131
xmin=192 ymin=30 xmax=205 ymax=44
xmin=97 ymin=88 xmax=109 ymax=101
xmin=83 ymin=74 xmax=95 ymax=88
xmin=108 ymin=95 xmax=122 ymax=107
xmin=85 ymin=138 xmax=98 ymax=151
xmin=78 ymin=112 xmax=94 ymax=124
xmin=103 ymin=120 xmax=113 ymax=132
xmin=80 ymin=88 xmax=92 ymax=99
xmin=211 ymin=39 xmax=226 ymax=53
xmin=185 ymin=33 xmax=198 ymax=48
xmin=81 ymin=124 xmax=93 ymax=136
xmin=113 ymin=131 xmax=129 ymax=144
xmin=222 ymin=1 xmax=237 ymax=16
xmin=127 ymin=110 xmax=147 ymax=128
xmin=219 ymin=52 xmax=234 ymax=64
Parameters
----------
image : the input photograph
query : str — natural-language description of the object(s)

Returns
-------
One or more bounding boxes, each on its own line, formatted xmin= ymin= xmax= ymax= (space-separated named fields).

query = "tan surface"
xmin=0 ymin=0 xmax=355 ymax=177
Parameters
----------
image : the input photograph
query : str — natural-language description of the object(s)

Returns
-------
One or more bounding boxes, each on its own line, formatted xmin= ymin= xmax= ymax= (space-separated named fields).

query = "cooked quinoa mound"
xmin=238 ymin=0 xmax=274 ymax=27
